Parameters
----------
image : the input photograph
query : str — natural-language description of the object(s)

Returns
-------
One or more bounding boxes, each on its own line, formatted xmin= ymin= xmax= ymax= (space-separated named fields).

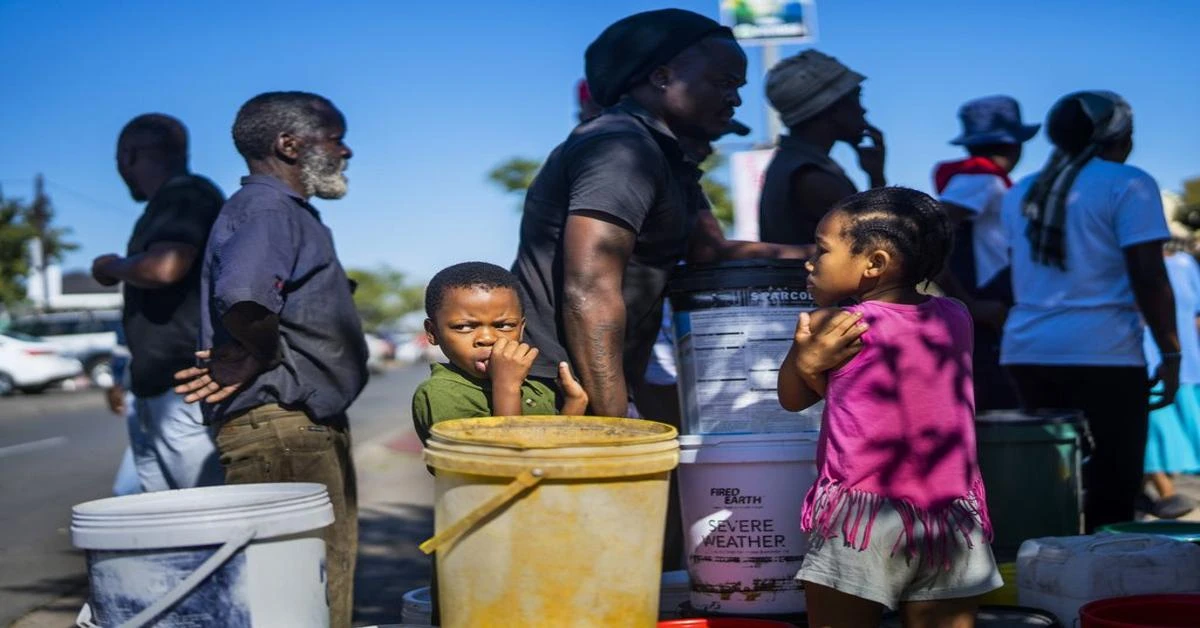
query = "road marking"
xmin=0 ymin=436 xmax=67 ymax=459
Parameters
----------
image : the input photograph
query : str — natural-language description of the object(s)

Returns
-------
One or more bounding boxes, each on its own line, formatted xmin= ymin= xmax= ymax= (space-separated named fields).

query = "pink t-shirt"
xmin=800 ymin=297 xmax=992 ymax=564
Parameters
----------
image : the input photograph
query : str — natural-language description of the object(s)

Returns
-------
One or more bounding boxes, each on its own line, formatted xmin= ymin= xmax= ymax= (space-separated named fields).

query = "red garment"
xmin=933 ymin=156 xmax=1012 ymax=194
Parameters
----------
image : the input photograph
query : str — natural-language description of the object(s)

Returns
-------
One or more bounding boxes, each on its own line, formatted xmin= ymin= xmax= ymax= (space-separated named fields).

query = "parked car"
xmin=365 ymin=333 xmax=396 ymax=373
xmin=8 ymin=310 xmax=120 ymax=387
xmin=0 ymin=331 xmax=84 ymax=395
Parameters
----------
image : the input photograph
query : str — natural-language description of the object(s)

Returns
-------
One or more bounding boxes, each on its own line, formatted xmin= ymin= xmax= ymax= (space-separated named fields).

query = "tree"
xmin=698 ymin=152 xmax=734 ymax=229
xmin=346 ymin=265 xmax=425 ymax=332
xmin=487 ymin=158 xmax=541 ymax=210
xmin=1175 ymin=176 xmax=1200 ymax=233
xmin=485 ymin=153 xmax=735 ymax=229
xmin=0 ymin=177 xmax=78 ymax=309
xmin=0 ymin=194 xmax=36 ymax=307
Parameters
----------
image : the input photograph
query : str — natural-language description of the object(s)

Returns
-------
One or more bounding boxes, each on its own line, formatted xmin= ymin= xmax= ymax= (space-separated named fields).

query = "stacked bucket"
xmin=668 ymin=259 xmax=819 ymax=618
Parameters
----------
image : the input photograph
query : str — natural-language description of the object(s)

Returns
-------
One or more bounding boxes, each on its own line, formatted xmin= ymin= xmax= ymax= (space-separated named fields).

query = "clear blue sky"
xmin=1 ymin=0 xmax=1197 ymax=283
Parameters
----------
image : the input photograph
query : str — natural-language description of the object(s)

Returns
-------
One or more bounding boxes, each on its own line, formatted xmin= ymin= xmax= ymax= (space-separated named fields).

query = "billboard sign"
xmin=719 ymin=0 xmax=817 ymax=44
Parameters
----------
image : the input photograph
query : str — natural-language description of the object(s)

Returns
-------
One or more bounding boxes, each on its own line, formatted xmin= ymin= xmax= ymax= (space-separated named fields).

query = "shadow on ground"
xmin=353 ymin=502 xmax=434 ymax=626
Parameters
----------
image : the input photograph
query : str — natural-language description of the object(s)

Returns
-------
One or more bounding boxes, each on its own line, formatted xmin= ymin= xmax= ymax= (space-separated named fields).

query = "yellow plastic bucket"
xmin=421 ymin=416 xmax=679 ymax=628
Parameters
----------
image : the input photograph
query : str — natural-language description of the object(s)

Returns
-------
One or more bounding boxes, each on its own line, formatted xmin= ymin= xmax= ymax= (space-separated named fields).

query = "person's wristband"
xmin=1161 ymin=351 xmax=1183 ymax=361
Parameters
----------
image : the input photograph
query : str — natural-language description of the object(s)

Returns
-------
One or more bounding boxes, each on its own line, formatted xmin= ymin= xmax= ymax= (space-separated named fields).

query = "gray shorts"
xmin=796 ymin=501 xmax=1002 ymax=610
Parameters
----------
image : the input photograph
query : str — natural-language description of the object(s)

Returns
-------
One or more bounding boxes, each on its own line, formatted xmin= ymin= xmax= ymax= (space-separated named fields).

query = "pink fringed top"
xmin=800 ymin=297 xmax=992 ymax=567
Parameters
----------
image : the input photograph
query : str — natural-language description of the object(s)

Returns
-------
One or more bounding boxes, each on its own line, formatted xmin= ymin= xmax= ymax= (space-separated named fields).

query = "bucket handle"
xmin=419 ymin=468 xmax=544 ymax=555
xmin=76 ymin=527 xmax=256 ymax=628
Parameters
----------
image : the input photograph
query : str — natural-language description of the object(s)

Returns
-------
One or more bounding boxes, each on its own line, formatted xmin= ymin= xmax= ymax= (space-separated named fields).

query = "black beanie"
xmin=585 ymin=9 xmax=734 ymax=108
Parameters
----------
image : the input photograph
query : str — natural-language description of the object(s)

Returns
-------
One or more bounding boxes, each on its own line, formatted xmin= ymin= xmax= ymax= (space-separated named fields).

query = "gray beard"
xmin=299 ymin=147 xmax=348 ymax=199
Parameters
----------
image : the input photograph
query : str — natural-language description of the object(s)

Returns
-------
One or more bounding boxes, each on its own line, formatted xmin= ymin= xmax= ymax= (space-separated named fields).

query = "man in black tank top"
xmin=759 ymin=50 xmax=887 ymax=245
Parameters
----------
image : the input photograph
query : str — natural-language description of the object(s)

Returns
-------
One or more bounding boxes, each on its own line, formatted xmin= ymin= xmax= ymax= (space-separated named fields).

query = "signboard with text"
xmin=719 ymin=0 xmax=817 ymax=45
xmin=730 ymin=148 xmax=777 ymax=242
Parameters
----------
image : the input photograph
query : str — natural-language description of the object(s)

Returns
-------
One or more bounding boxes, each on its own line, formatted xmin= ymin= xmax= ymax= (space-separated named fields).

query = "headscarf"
xmin=765 ymin=50 xmax=865 ymax=128
xmin=1022 ymin=90 xmax=1132 ymax=269
xmin=584 ymin=9 xmax=733 ymax=108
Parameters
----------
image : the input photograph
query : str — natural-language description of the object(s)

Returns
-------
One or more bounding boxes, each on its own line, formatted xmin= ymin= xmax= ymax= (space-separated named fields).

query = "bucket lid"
xmin=425 ymin=416 xmax=679 ymax=478
xmin=1079 ymin=594 xmax=1200 ymax=624
xmin=668 ymin=259 xmax=809 ymax=294
xmin=71 ymin=483 xmax=334 ymax=550
xmin=975 ymin=409 xmax=1083 ymax=426
xmin=1099 ymin=521 xmax=1200 ymax=542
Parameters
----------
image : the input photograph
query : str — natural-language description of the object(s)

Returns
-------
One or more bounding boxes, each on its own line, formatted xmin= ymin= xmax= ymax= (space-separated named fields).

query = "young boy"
xmin=411 ymin=261 xmax=588 ymax=625
xmin=412 ymin=261 xmax=588 ymax=444
xmin=932 ymin=95 xmax=1039 ymax=411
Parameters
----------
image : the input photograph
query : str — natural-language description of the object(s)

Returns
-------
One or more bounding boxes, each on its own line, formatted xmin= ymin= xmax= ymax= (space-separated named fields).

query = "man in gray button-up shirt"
xmin=175 ymin=91 xmax=366 ymax=628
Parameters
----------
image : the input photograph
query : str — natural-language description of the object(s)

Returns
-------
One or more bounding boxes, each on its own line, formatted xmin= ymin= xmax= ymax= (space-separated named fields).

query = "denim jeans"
xmin=129 ymin=388 xmax=222 ymax=491
xmin=216 ymin=405 xmax=358 ymax=628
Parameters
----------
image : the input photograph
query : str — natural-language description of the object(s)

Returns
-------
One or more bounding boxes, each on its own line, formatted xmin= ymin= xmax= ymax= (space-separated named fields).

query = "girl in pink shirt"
xmin=778 ymin=187 xmax=1001 ymax=626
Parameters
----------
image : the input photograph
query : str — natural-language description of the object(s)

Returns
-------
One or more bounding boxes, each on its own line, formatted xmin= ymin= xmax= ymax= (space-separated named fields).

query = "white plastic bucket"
xmin=678 ymin=433 xmax=818 ymax=615
xmin=71 ymin=483 xmax=334 ymax=627
xmin=668 ymin=259 xmax=822 ymax=434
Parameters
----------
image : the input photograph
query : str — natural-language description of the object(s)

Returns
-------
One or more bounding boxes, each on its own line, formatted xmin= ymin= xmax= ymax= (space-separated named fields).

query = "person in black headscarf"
xmin=1000 ymin=90 xmax=1179 ymax=531
xmin=512 ymin=8 xmax=811 ymax=419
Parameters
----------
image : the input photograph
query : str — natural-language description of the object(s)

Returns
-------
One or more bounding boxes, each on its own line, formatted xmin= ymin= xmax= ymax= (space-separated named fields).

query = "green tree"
xmin=485 ymin=153 xmax=735 ymax=229
xmin=698 ymin=152 xmax=734 ymax=229
xmin=487 ymin=157 xmax=541 ymax=209
xmin=1176 ymin=176 xmax=1200 ymax=232
xmin=0 ymin=194 xmax=36 ymax=307
xmin=0 ymin=177 xmax=78 ymax=309
xmin=346 ymin=265 xmax=425 ymax=332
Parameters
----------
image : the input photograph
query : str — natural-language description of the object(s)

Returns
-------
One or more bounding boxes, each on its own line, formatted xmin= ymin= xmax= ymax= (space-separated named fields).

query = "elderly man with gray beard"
xmin=173 ymin=91 xmax=368 ymax=628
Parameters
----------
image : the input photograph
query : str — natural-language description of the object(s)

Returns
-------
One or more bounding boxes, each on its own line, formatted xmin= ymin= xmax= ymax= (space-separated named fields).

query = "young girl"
xmin=778 ymin=187 xmax=1001 ymax=627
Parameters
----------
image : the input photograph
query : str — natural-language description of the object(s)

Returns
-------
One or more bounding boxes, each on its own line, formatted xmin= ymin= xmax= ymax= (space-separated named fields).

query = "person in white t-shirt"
xmin=932 ymin=95 xmax=1040 ymax=410
xmin=1000 ymin=90 xmax=1180 ymax=532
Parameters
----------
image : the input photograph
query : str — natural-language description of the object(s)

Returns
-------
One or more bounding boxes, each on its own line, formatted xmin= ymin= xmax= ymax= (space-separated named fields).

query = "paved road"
xmin=0 ymin=365 xmax=427 ymax=627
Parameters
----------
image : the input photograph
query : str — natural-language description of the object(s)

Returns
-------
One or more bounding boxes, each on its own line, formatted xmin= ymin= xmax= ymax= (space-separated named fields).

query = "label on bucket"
xmin=674 ymin=289 xmax=820 ymax=434
xmin=680 ymin=457 xmax=816 ymax=614
xmin=87 ymin=547 xmax=252 ymax=627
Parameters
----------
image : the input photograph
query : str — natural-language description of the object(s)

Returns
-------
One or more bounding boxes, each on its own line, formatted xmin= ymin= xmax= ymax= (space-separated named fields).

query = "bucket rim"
xmin=428 ymin=415 xmax=677 ymax=449
xmin=71 ymin=482 xmax=328 ymax=517
xmin=71 ymin=483 xmax=334 ymax=550
xmin=1079 ymin=593 xmax=1200 ymax=617
xmin=975 ymin=409 xmax=1084 ymax=426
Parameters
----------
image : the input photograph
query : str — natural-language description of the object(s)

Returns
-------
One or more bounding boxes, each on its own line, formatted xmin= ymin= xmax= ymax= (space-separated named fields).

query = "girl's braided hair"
xmin=833 ymin=187 xmax=953 ymax=285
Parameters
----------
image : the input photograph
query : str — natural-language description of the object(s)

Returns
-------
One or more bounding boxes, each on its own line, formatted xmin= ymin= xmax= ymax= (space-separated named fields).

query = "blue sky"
xmin=1 ymin=0 xmax=1197 ymax=283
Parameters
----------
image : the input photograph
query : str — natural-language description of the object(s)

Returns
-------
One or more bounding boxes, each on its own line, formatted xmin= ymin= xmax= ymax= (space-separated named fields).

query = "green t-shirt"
xmin=411 ymin=362 xmax=559 ymax=444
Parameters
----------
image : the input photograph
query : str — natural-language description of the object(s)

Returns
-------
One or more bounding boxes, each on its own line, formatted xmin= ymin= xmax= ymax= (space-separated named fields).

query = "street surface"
xmin=0 ymin=365 xmax=429 ymax=627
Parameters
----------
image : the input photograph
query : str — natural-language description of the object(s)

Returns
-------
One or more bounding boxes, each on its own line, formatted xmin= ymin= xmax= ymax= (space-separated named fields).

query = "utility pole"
xmin=30 ymin=174 xmax=50 ymax=312
xmin=762 ymin=42 xmax=782 ymax=149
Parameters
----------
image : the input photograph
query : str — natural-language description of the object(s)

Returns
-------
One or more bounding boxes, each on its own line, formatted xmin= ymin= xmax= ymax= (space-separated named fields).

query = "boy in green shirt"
xmin=412 ymin=261 xmax=588 ymax=443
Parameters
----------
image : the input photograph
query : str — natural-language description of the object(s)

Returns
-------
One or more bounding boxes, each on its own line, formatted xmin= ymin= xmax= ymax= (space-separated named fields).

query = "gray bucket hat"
xmin=766 ymin=50 xmax=865 ymax=128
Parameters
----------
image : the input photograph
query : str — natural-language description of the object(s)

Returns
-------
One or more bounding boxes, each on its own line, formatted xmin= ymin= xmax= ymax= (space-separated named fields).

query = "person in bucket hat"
xmin=931 ymin=95 xmax=1040 ymax=411
xmin=758 ymin=50 xmax=886 ymax=246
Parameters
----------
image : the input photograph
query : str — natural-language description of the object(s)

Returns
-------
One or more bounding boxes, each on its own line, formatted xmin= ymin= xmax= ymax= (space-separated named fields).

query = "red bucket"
xmin=659 ymin=620 xmax=798 ymax=628
xmin=1079 ymin=594 xmax=1200 ymax=627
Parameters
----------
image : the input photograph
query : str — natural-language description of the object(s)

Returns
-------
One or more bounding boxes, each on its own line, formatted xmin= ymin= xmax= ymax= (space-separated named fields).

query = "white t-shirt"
xmin=1144 ymin=252 xmax=1200 ymax=384
xmin=1001 ymin=159 xmax=1168 ymax=366
xmin=939 ymin=173 xmax=1010 ymax=288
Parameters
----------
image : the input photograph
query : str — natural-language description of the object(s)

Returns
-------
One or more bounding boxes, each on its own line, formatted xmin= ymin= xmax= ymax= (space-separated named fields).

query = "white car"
xmin=365 ymin=333 xmax=395 ymax=373
xmin=0 ymin=331 xmax=84 ymax=395
xmin=9 ymin=310 xmax=120 ymax=387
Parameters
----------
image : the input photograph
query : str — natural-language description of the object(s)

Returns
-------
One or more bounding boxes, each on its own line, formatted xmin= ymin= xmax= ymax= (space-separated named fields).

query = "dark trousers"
xmin=1007 ymin=365 xmax=1148 ymax=532
xmin=973 ymin=324 xmax=1020 ymax=411
xmin=216 ymin=405 xmax=359 ymax=628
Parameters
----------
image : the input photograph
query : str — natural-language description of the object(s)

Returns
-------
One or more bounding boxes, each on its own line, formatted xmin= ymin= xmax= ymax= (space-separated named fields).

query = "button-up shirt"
xmin=200 ymin=174 xmax=368 ymax=425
